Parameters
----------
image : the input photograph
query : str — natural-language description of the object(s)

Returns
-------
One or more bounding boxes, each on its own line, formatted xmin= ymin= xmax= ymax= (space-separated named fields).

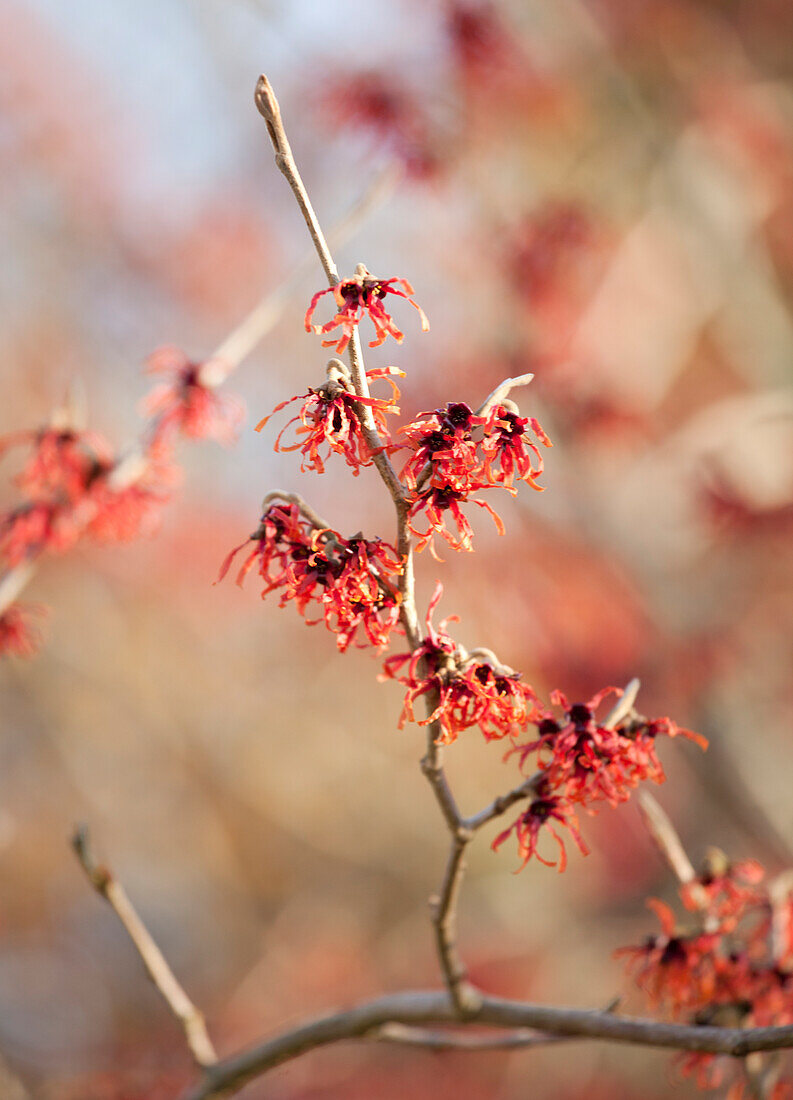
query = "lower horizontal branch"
xmin=375 ymin=1022 xmax=572 ymax=1051
xmin=181 ymin=989 xmax=793 ymax=1099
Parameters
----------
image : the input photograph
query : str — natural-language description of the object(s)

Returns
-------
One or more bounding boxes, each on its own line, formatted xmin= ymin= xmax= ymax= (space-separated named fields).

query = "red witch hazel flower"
xmin=399 ymin=400 xmax=551 ymax=494
xmin=0 ymin=425 xmax=112 ymax=562
xmin=511 ymin=689 xmax=708 ymax=810
xmin=0 ymin=462 xmax=174 ymax=563
xmin=479 ymin=403 xmax=551 ymax=491
xmin=407 ymin=485 xmax=505 ymax=558
xmin=257 ymin=362 xmax=403 ymax=475
xmin=142 ymin=346 xmax=244 ymax=451
xmin=0 ymin=423 xmax=175 ymax=564
xmin=680 ymin=849 xmax=765 ymax=932
xmin=0 ymin=602 xmax=46 ymax=658
xmin=0 ymin=501 xmax=82 ymax=564
xmin=397 ymin=399 xmax=550 ymax=557
xmin=305 ymin=267 xmax=429 ymax=355
xmin=1 ymin=425 xmax=114 ymax=502
xmin=615 ymin=898 xmax=722 ymax=1015
xmin=399 ymin=402 xmax=485 ymax=493
xmin=491 ymin=781 xmax=589 ymax=872
xmin=81 ymin=447 xmax=176 ymax=544
xmin=381 ymin=583 xmax=537 ymax=744
xmin=615 ymin=853 xmax=793 ymax=1096
xmin=219 ymin=500 xmax=403 ymax=652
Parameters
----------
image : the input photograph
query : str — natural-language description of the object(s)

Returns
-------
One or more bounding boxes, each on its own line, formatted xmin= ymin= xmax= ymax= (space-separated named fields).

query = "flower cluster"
xmin=381 ymin=584 xmax=537 ymax=744
xmin=615 ymin=898 xmax=724 ymax=1014
xmin=219 ymin=500 xmax=402 ymax=652
xmin=257 ymin=365 xmax=403 ymax=475
xmin=397 ymin=400 xmax=550 ymax=556
xmin=0 ymin=343 xmax=245 ymax=659
xmin=142 ymin=346 xmax=244 ymax=452
xmin=493 ymin=689 xmax=706 ymax=871
xmin=679 ymin=848 xmax=765 ymax=931
xmin=513 ymin=689 xmax=707 ymax=808
xmin=616 ymin=855 xmax=793 ymax=1097
xmin=0 ymin=425 xmax=172 ymax=567
xmin=305 ymin=269 xmax=429 ymax=355
xmin=2 ymin=425 xmax=112 ymax=500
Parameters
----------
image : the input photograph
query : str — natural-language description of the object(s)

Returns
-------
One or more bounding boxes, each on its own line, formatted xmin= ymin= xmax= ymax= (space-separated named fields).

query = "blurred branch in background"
xmin=72 ymin=826 xmax=218 ymax=1070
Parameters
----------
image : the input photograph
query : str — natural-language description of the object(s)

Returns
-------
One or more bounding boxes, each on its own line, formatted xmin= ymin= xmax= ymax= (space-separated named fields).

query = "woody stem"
xmin=255 ymin=73 xmax=474 ymax=1012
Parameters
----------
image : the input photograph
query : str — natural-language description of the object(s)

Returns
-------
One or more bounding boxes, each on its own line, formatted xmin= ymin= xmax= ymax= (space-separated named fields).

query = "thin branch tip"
xmin=72 ymin=824 xmax=112 ymax=894
xmin=254 ymin=74 xmax=277 ymax=122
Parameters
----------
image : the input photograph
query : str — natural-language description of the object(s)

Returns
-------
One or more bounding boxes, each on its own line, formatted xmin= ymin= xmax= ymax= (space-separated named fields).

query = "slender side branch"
xmin=637 ymin=790 xmax=697 ymax=886
xmin=207 ymin=165 xmax=400 ymax=382
xmin=261 ymin=490 xmax=331 ymax=531
xmin=0 ymin=560 xmax=36 ymax=617
xmin=254 ymin=76 xmax=338 ymax=286
xmin=770 ymin=872 xmax=793 ymax=965
xmin=429 ymin=829 xmax=481 ymax=1015
xmin=603 ymin=677 xmax=641 ymax=730
xmin=465 ymin=771 xmax=545 ymax=832
xmin=181 ymin=988 xmax=793 ymax=1100
xmin=476 ymin=373 xmax=536 ymax=417
xmin=72 ymin=827 xmax=218 ymax=1069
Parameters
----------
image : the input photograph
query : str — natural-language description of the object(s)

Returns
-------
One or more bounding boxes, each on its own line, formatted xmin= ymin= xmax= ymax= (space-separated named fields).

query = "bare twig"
xmin=464 ymin=771 xmax=545 ymax=833
xmin=260 ymin=490 xmax=331 ymax=531
xmin=476 ymin=373 xmax=536 ymax=417
xmin=181 ymin=987 xmax=793 ymax=1100
xmin=72 ymin=826 xmax=218 ymax=1069
xmin=463 ymin=647 xmax=516 ymax=675
xmin=254 ymin=75 xmax=338 ymax=286
xmin=208 ymin=165 xmax=399 ymax=381
xmin=603 ymin=678 xmax=640 ymax=730
xmin=419 ymin=746 xmax=465 ymax=832
xmin=429 ymin=829 xmax=481 ymax=1015
xmin=636 ymin=792 xmax=726 ymax=933
xmin=254 ymin=79 xmax=408 ymax=515
xmin=769 ymin=871 xmax=793 ymax=967
xmin=637 ymin=790 xmax=697 ymax=886
xmin=0 ymin=560 xmax=36 ymax=617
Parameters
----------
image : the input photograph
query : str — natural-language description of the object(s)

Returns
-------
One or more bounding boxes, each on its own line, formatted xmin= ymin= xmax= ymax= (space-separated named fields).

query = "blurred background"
xmin=2 ymin=0 xmax=793 ymax=1096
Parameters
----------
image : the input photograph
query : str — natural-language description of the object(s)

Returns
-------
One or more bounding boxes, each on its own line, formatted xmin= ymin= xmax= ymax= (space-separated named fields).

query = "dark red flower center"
xmin=568 ymin=703 xmax=593 ymax=729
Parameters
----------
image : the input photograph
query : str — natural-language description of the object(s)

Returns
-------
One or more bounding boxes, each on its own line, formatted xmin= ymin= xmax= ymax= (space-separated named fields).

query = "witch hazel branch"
xmin=69 ymin=75 xmax=793 ymax=1099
